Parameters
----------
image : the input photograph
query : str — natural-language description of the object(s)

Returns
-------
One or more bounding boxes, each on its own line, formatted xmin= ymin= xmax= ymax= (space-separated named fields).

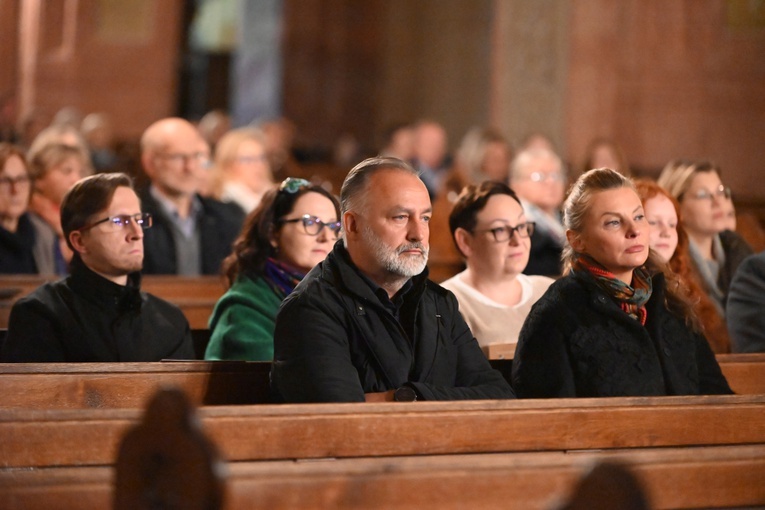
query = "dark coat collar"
xmin=67 ymin=256 xmax=143 ymax=313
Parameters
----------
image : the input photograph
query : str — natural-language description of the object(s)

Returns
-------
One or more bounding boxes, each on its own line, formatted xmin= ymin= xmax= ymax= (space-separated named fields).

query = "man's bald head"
xmin=141 ymin=118 xmax=200 ymax=156
xmin=140 ymin=118 xmax=207 ymax=199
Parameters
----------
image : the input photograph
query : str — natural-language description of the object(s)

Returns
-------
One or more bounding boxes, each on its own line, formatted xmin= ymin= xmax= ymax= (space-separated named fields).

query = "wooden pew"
xmin=485 ymin=348 xmax=765 ymax=396
xmin=2 ymin=444 xmax=764 ymax=509
xmin=2 ymin=394 xmax=764 ymax=469
xmin=716 ymin=353 xmax=765 ymax=395
xmin=0 ymin=274 xmax=225 ymax=329
xmin=3 ymin=389 xmax=764 ymax=508
xmin=0 ymin=361 xmax=271 ymax=409
xmin=0 ymin=352 xmax=762 ymax=412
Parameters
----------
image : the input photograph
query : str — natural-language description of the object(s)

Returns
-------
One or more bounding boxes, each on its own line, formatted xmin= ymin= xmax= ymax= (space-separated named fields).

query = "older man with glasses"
xmin=509 ymin=148 xmax=568 ymax=277
xmin=138 ymin=117 xmax=244 ymax=275
xmin=1 ymin=173 xmax=194 ymax=362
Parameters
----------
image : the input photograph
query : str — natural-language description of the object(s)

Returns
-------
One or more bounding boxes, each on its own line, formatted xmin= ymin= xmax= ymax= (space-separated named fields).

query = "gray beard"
xmin=361 ymin=226 xmax=429 ymax=278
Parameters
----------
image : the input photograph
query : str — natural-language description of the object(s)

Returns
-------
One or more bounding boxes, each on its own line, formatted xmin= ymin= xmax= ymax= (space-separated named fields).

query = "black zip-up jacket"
xmin=1 ymin=256 xmax=194 ymax=362
xmin=271 ymin=242 xmax=514 ymax=402
xmin=512 ymin=271 xmax=733 ymax=398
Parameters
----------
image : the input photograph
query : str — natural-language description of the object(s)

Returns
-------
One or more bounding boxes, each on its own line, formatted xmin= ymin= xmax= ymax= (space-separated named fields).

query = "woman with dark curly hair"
xmin=512 ymin=168 xmax=731 ymax=398
xmin=205 ymin=178 xmax=340 ymax=361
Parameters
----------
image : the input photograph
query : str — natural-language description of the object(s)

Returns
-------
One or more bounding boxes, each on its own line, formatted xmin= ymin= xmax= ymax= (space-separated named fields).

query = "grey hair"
xmin=509 ymin=148 xmax=564 ymax=182
xmin=340 ymin=157 xmax=419 ymax=215
xmin=561 ymin=167 xmax=635 ymax=272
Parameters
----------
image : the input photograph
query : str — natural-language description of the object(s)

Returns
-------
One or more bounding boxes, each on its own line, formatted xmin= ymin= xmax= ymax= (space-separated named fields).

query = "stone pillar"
xmin=489 ymin=0 xmax=570 ymax=154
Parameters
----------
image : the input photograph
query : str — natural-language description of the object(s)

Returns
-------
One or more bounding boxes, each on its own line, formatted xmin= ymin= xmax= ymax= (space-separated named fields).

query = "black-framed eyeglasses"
xmin=474 ymin=221 xmax=535 ymax=243
xmin=279 ymin=177 xmax=312 ymax=194
xmin=279 ymin=214 xmax=341 ymax=236
xmin=0 ymin=175 xmax=31 ymax=190
xmin=79 ymin=213 xmax=153 ymax=232
xmin=687 ymin=184 xmax=732 ymax=201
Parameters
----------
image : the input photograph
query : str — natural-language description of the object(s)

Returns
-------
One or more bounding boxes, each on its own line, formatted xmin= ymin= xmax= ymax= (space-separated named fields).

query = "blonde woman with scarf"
xmin=512 ymin=168 xmax=731 ymax=398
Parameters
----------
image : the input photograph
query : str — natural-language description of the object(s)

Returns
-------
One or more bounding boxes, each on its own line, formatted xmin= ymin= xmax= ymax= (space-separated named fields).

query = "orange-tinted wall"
xmin=566 ymin=0 xmax=765 ymax=200
xmin=12 ymin=0 xmax=183 ymax=140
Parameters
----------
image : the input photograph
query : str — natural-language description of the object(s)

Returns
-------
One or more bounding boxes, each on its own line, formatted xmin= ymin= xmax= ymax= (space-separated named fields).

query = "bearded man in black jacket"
xmin=271 ymin=157 xmax=514 ymax=402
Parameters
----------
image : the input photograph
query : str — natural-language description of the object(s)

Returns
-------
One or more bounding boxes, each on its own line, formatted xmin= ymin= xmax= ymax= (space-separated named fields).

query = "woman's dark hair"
xmin=448 ymin=180 xmax=522 ymax=257
xmin=222 ymin=179 xmax=340 ymax=287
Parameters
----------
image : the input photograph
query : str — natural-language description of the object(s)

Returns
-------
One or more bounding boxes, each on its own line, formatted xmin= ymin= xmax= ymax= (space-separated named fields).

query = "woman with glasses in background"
xmin=208 ymin=127 xmax=274 ymax=213
xmin=0 ymin=143 xmax=41 ymax=273
xmin=658 ymin=160 xmax=752 ymax=319
xmin=512 ymin=168 xmax=731 ymax=398
xmin=27 ymin=142 xmax=88 ymax=274
xmin=440 ymin=181 xmax=553 ymax=356
xmin=635 ymin=179 xmax=731 ymax=353
xmin=205 ymin=178 xmax=341 ymax=361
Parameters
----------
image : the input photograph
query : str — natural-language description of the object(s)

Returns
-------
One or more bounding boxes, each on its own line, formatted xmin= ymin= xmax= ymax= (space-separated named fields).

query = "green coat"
xmin=205 ymin=276 xmax=283 ymax=361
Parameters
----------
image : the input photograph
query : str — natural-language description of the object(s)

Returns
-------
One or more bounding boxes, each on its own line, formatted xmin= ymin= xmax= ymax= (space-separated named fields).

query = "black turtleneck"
xmin=0 ymin=256 xmax=194 ymax=362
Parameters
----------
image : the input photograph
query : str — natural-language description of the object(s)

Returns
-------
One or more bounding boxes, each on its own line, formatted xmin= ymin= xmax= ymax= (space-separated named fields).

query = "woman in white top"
xmin=441 ymin=181 xmax=553 ymax=353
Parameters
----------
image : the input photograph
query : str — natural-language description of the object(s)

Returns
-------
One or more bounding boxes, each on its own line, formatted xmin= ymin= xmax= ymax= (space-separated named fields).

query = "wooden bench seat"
xmin=0 ymin=275 xmax=225 ymax=329
xmin=0 ymin=353 xmax=762 ymax=411
xmin=2 ymin=444 xmax=764 ymax=509
xmin=0 ymin=361 xmax=271 ymax=409
xmin=2 ymin=394 xmax=764 ymax=469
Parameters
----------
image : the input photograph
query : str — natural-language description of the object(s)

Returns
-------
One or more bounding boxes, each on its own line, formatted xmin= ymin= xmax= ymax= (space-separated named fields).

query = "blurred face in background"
xmin=144 ymin=120 xmax=207 ymax=199
xmin=481 ymin=141 xmax=512 ymax=182
xmin=511 ymin=151 xmax=566 ymax=215
xmin=643 ymin=194 xmax=678 ymax=263
xmin=679 ymin=171 xmax=729 ymax=240
xmin=414 ymin=123 xmax=447 ymax=169
xmin=231 ymin=139 xmax=272 ymax=193
xmin=35 ymin=154 xmax=84 ymax=206
xmin=0 ymin=155 xmax=31 ymax=229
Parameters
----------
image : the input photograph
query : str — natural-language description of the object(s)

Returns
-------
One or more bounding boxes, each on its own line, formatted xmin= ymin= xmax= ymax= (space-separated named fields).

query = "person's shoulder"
xmin=222 ymin=275 xmax=281 ymax=307
xmin=198 ymin=195 xmax=246 ymax=222
xmin=531 ymin=273 xmax=583 ymax=307
xmin=520 ymin=273 xmax=556 ymax=287
xmin=142 ymin=291 xmax=190 ymax=324
xmin=720 ymin=229 xmax=754 ymax=257
xmin=15 ymin=279 xmax=67 ymax=305
xmin=737 ymin=251 xmax=765 ymax=275
xmin=439 ymin=270 xmax=465 ymax=291
xmin=9 ymin=280 xmax=69 ymax=321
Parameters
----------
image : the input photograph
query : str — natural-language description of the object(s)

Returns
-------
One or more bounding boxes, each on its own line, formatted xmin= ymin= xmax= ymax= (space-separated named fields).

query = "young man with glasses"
xmin=138 ymin=117 xmax=244 ymax=275
xmin=1 ymin=173 xmax=194 ymax=362
xmin=271 ymin=157 xmax=513 ymax=402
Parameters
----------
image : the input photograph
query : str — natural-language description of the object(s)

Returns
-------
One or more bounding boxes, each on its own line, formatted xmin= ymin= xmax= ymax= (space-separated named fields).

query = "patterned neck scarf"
xmin=572 ymin=254 xmax=653 ymax=325
xmin=263 ymin=258 xmax=306 ymax=299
